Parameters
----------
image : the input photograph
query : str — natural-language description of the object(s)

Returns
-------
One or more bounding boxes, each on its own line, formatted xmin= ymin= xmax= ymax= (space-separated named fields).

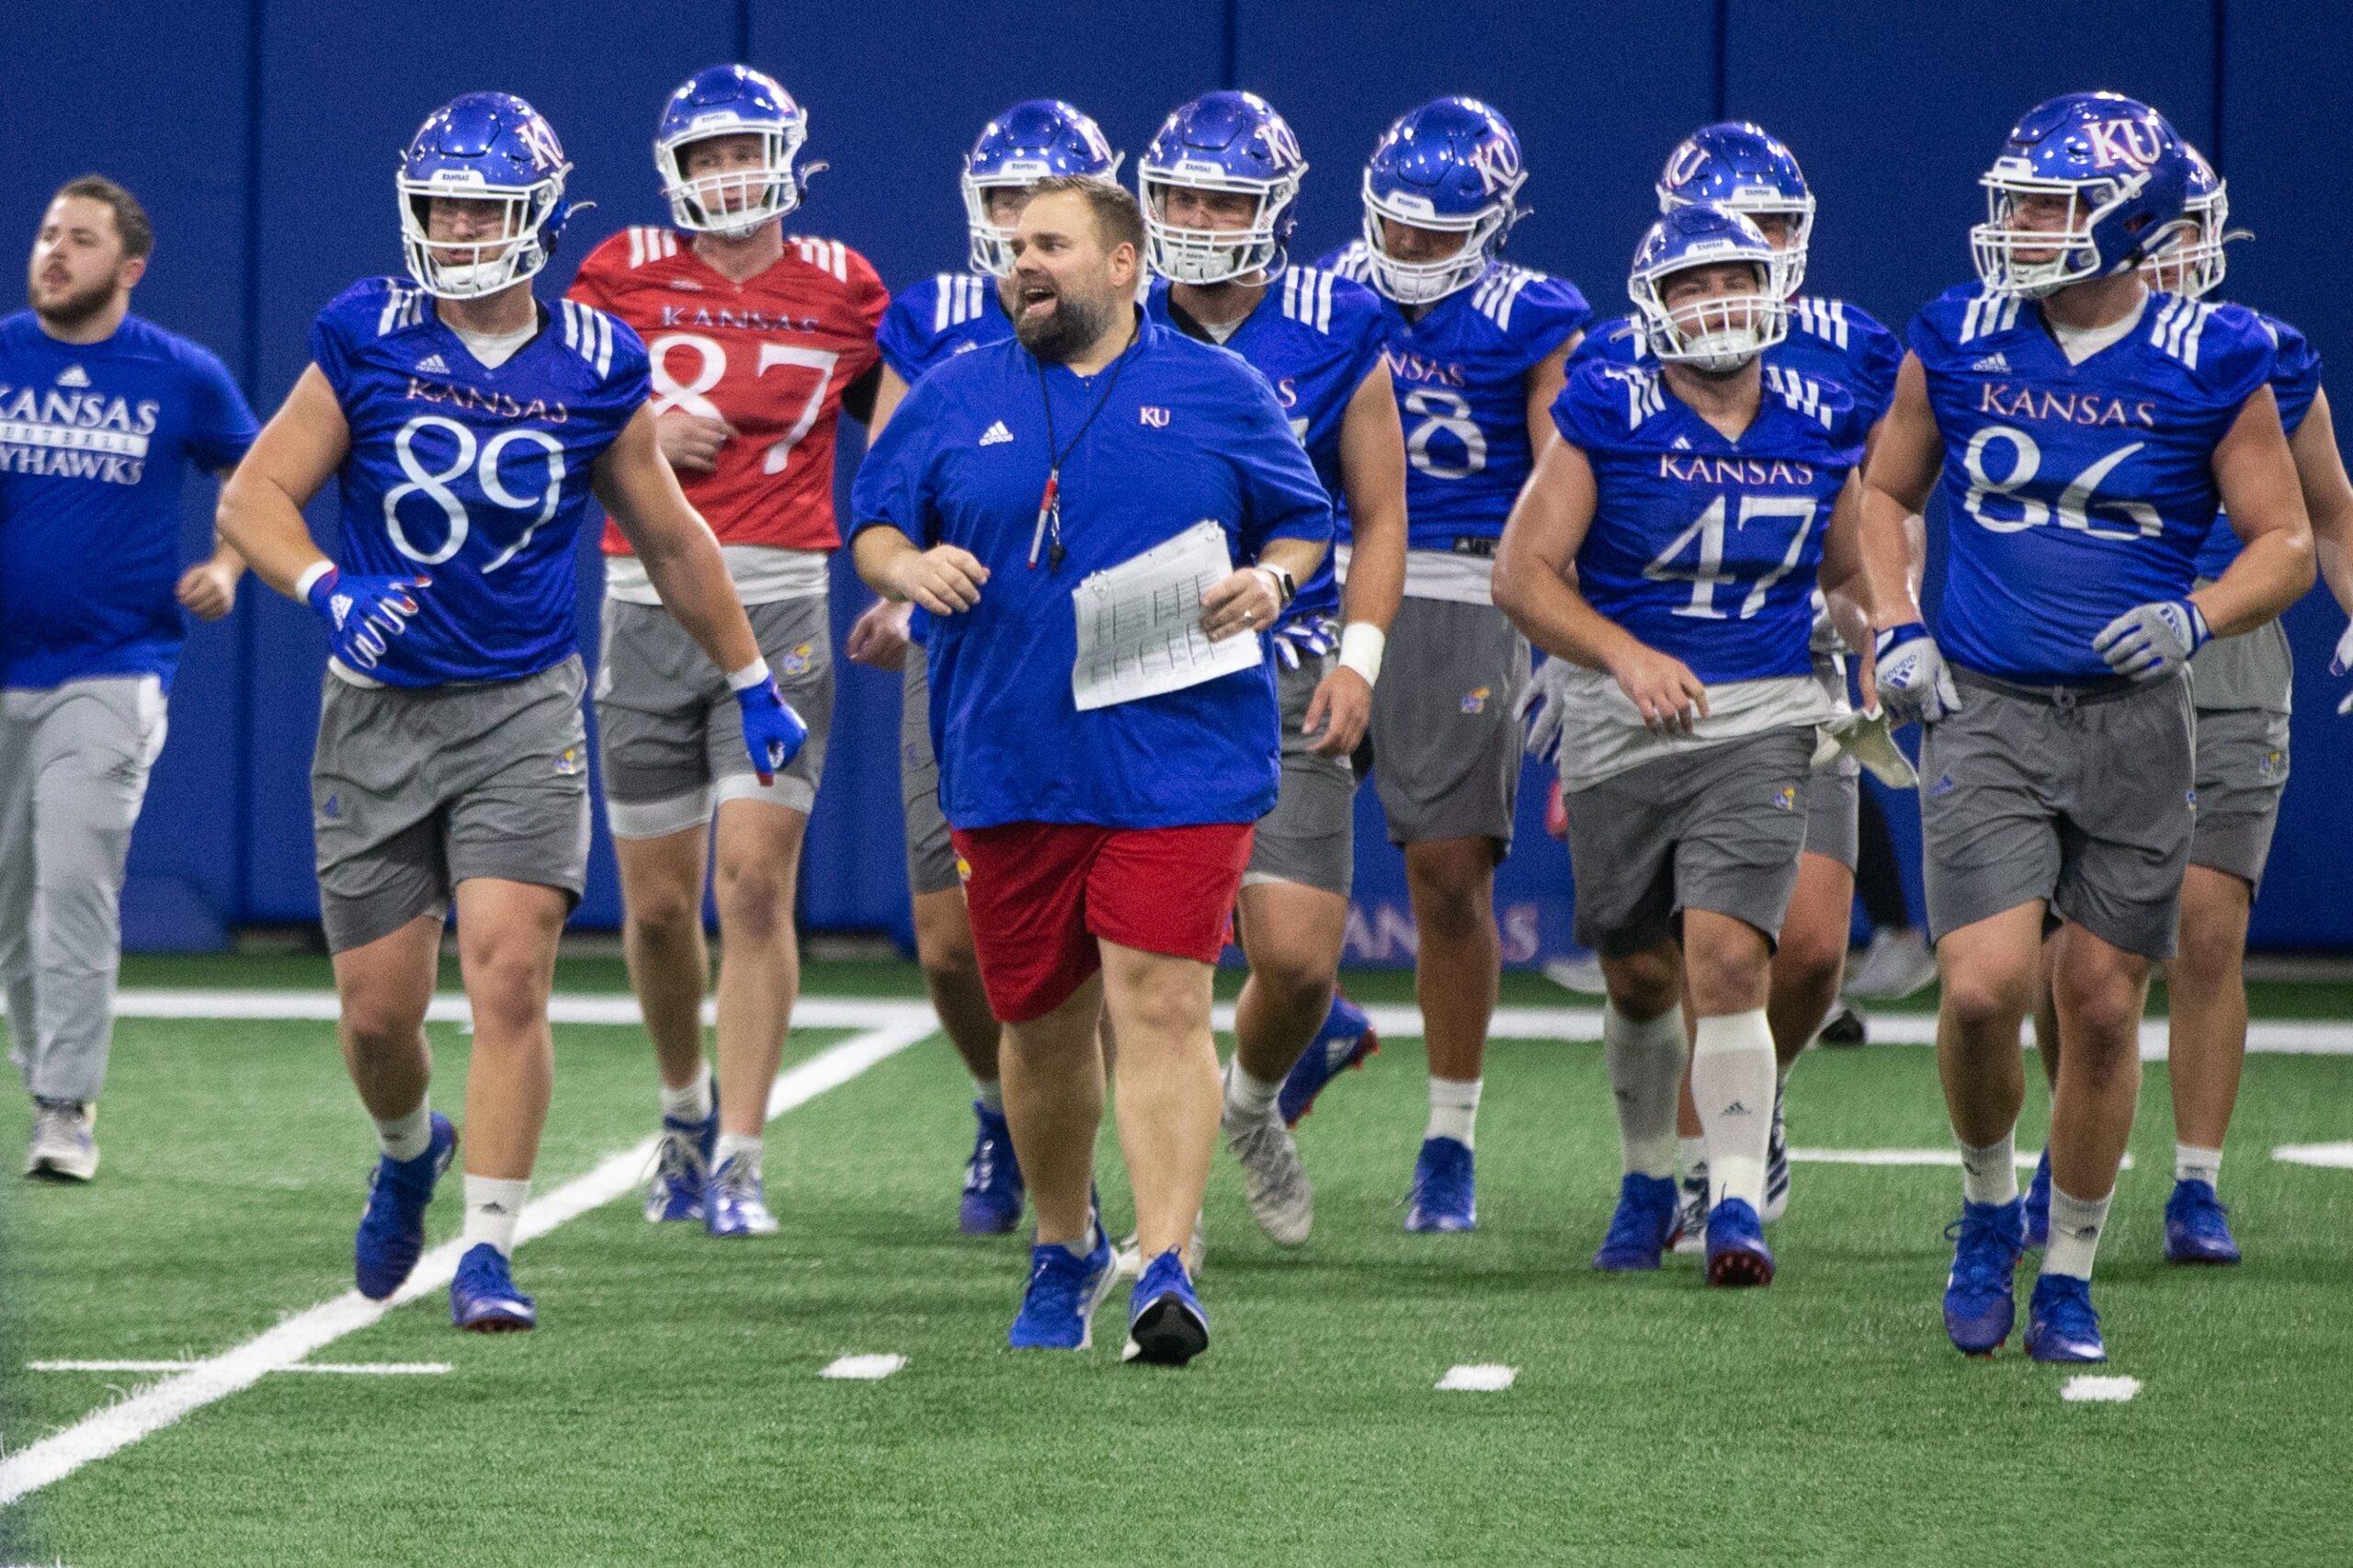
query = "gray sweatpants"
xmin=0 ymin=676 xmax=166 ymax=1104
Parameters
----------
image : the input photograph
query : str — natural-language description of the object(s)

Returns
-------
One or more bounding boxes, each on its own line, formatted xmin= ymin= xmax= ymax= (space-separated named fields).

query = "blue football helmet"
xmin=398 ymin=92 xmax=573 ymax=301
xmin=962 ymin=100 xmax=1120 ymax=277
xmin=1972 ymin=91 xmax=2192 ymax=299
xmin=1629 ymin=205 xmax=1790 ymax=373
xmin=1359 ymin=97 xmax=1528 ymax=305
xmin=1139 ymin=91 xmax=1307 ymax=286
xmin=2145 ymin=143 xmax=2247 ymax=300
xmin=656 ymin=65 xmax=813 ymax=238
xmin=1656 ymin=121 xmax=1814 ymax=297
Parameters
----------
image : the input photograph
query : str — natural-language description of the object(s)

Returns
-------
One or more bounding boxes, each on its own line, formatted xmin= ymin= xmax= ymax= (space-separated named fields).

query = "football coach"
xmin=850 ymin=176 xmax=1331 ymax=1367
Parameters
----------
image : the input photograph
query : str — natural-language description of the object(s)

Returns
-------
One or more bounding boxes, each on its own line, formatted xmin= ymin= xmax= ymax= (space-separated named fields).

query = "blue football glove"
xmin=1874 ymin=621 xmax=1961 ymax=725
xmin=2331 ymin=619 xmax=2353 ymax=716
xmin=733 ymin=674 xmax=808 ymax=786
xmin=2093 ymin=598 xmax=2209 ymax=681
xmin=306 ymin=566 xmax=426 ymax=673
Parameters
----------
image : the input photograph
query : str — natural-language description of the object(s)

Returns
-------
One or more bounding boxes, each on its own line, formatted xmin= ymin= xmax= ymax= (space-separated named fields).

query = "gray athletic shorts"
xmin=1369 ymin=596 xmax=1529 ymax=851
xmin=1805 ymin=763 xmax=1859 ymax=872
xmin=1563 ymin=728 xmax=1814 ymax=959
xmin=595 ymin=594 xmax=833 ymax=836
xmin=1245 ymin=649 xmax=1357 ymax=898
xmin=2188 ymin=706 xmax=2290 ymax=890
xmin=312 ymin=657 xmax=592 ymax=954
xmin=900 ymin=641 xmax=959 ymax=897
xmin=1920 ymin=671 xmax=2194 ymax=960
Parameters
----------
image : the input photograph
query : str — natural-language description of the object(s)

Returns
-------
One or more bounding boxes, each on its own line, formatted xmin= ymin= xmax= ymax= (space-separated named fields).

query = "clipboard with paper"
xmin=1070 ymin=518 xmax=1264 ymax=711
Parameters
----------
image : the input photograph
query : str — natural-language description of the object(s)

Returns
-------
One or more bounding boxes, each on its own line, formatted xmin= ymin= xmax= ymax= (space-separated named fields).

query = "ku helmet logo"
xmin=515 ymin=115 xmax=565 ymax=174
xmin=1662 ymin=142 xmax=1710 ymax=190
xmin=2084 ymin=115 xmax=2165 ymax=171
xmin=1465 ymin=133 xmax=1522 ymax=197
xmin=1138 ymin=405 xmax=1171 ymax=428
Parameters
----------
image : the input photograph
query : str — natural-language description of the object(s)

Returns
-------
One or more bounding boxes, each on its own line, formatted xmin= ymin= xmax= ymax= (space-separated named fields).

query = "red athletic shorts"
xmin=949 ymin=821 xmax=1255 ymax=1023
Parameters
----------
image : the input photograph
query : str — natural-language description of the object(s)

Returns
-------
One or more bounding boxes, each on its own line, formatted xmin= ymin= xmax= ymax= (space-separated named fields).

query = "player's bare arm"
xmin=1522 ymin=335 xmax=1576 ymax=456
xmin=1495 ymin=435 xmax=1705 ymax=733
xmin=1815 ymin=472 xmax=1909 ymax=710
xmin=592 ymin=403 xmax=763 ymax=675
xmin=1859 ymin=353 xmax=1943 ymax=550
xmin=176 ymin=483 xmax=249 ymax=620
xmin=853 ymin=524 xmax=989 ymax=616
xmin=2282 ymin=387 xmax=2353 ymax=618
xmin=214 ymin=363 xmax=349 ymax=594
xmin=2197 ymin=384 xmax=2314 ymax=638
xmin=1302 ymin=360 xmax=1406 ymax=754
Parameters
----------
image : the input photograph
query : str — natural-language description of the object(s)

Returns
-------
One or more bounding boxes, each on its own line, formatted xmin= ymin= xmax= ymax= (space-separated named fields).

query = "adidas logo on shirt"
xmin=55 ymin=364 xmax=90 ymax=388
xmin=1970 ymin=352 xmax=2012 ymax=373
xmin=416 ymin=353 xmax=451 ymax=375
xmin=978 ymin=421 xmax=1014 ymax=447
xmin=1671 ymin=435 xmax=1692 ymax=450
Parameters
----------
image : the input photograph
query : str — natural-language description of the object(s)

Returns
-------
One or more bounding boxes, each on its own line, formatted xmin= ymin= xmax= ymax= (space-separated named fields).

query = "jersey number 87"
xmin=649 ymin=333 xmax=840 ymax=477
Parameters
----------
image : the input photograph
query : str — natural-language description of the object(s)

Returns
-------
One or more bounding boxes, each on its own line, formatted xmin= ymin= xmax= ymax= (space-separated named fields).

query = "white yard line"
xmin=111 ymin=990 xmax=2353 ymax=1057
xmin=0 ymin=1020 xmax=929 ymax=1508
xmin=1436 ymin=1364 xmax=1518 ymax=1392
xmin=28 ymin=1361 xmax=450 ymax=1377
xmin=2273 ymin=1142 xmax=2353 ymax=1168
xmin=818 ymin=1354 xmax=907 ymax=1381
xmin=2062 ymin=1375 xmax=2142 ymax=1403
xmin=1789 ymin=1148 xmax=2132 ymax=1170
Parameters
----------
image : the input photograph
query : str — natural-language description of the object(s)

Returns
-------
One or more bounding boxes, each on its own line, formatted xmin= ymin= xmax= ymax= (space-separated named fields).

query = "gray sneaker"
xmin=1223 ymin=1102 xmax=1313 ymax=1247
xmin=26 ymin=1099 xmax=98 ymax=1182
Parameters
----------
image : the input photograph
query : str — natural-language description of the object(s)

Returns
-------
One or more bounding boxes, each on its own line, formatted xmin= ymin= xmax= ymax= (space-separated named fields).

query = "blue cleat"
xmin=2163 ymin=1178 xmax=2241 ymax=1265
xmin=959 ymin=1099 xmax=1026 ymax=1235
xmin=1122 ymin=1249 xmax=1211 ymax=1366
xmin=643 ymin=1108 xmax=716 ymax=1224
xmin=449 ymin=1242 xmax=536 ymax=1332
xmin=2024 ymin=1148 xmax=2052 ymax=1248
xmin=1008 ymin=1226 xmax=1116 ymax=1350
xmin=2024 ymin=1272 xmax=2107 ymax=1363
xmin=1404 ymin=1137 xmax=1476 ymax=1233
xmin=354 ymin=1112 xmax=456 ymax=1301
xmin=1277 ymin=994 xmax=1380 ymax=1128
xmin=708 ymin=1153 xmax=779 ymax=1237
xmin=1704 ymin=1198 xmax=1775 ymax=1287
xmin=1592 ymin=1173 xmax=1681 ymax=1271
xmin=1943 ymin=1198 xmax=2026 ymax=1356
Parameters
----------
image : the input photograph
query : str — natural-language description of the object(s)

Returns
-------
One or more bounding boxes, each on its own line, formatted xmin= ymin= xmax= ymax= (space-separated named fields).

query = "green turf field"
xmin=5 ymin=960 xmax=2350 ymax=1564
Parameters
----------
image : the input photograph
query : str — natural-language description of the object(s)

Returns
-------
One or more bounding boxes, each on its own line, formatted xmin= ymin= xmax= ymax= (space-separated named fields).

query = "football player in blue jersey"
xmin=1542 ymin=121 xmax=1911 ymax=1246
xmin=2023 ymin=145 xmax=2353 ymax=1265
xmin=1495 ymin=206 xmax=1911 ymax=1285
xmin=1861 ymin=93 xmax=2313 ymax=1361
xmin=215 ymin=94 xmax=802 ymax=1332
xmin=1322 ymin=97 xmax=1592 ymax=1231
xmin=1134 ymin=90 xmax=1406 ymax=1246
xmin=844 ymin=98 xmax=1119 ymax=1234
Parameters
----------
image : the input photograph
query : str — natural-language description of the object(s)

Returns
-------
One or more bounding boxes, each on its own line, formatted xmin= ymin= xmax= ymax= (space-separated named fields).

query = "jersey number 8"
xmin=385 ymin=415 xmax=566 ymax=572
xmin=1404 ymin=388 xmax=1487 ymax=480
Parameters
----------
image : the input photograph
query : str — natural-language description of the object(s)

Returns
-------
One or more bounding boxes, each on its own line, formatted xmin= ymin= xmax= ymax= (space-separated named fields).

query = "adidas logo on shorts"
xmin=978 ymin=420 xmax=1014 ymax=447
xmin=416 ymin=353 xmax=451 ymax=375
xmin=1970 ymin=352 xmax=2012 ymax=372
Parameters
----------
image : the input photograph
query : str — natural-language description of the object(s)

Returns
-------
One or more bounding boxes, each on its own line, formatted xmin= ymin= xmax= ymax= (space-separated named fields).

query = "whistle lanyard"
xmin=1028 ymin=332 xmax=1137 ymax=572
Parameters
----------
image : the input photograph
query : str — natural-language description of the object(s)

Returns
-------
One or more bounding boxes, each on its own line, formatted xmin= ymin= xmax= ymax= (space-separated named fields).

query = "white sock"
xmin=1690 ymin=1010 xmax=1776 ymax=1210
xmin=715 ymin=1132 xmax=762 ymax=1174
xmin=659 ymin=1063 xmax=713 ymax=1123
xmin=1959 ymin=1133 xmax=2019 ymax=1207
xmin=1677 ymin=1135 xmax=1707 ymax=1183
xmin=373 ymin=1098 xmax=433 ymax=1163
xmin=1426 ymin=1076 xmax=1482 ymax=1149
xmin=2176 ymin=1142 xmax=2222 ymax=1187
xmin=2042 ymin=1184 xmax=2111 ymax=1280
xmin=1224 ymin=1058 xmax=1282 ymax=1119
xmin=461 ymin=1176 xmax=529 ymax=1257
xmin=974 ymin=1078 xmax=1004 ymax=1112
xmin=1603 ymin=1002 xmax=1684 ymax=1179
xmin=1062 ymin=1217 xmax=1097 ymax=1263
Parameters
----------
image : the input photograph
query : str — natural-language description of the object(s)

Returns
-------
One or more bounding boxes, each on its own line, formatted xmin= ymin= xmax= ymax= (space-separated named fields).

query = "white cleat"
xmin=1671 ymin=1165 xmax=1707 ymax=1256
xmin=1223 ymin=1103 xmax=1313 ymax=1247
xmin=25 ymin=1099 xmax=98 ymax=1182
xmin=1844 ymin=928 xmax=1939 ymax=1000
xmin=1113 ymin=1216 xmax=1207 ymax=1281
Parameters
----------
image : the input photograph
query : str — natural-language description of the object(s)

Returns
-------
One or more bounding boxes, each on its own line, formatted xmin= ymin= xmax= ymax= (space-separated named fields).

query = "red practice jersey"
xmin=571 ymin=225 xmax=886 ymax=555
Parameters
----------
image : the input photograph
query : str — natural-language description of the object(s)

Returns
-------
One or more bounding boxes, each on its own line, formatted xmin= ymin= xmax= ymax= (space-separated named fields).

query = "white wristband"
xmin=295 ymin=560 xmax=336 ymax=599
xmin=1337 ymin=621 xmax=1386 ymax=687
xmin=725 ymin=656 xmax=772 ymax=693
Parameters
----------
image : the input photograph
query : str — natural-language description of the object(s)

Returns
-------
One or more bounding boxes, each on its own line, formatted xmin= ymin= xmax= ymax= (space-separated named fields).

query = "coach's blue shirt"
xmin=310 ymin=278 xmax=650 ymax=687
xmin=850 ymin=314 xmax=1334 ymax=830
xmin=0 ymin=311 xmax=257 ymax=689
xmin=1911 ymin=283 xmax=2276 ymax=685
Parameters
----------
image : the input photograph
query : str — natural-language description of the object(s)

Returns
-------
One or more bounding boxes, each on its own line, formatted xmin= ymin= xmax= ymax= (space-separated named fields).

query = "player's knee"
xmin=622 ymin=885 xmax=701 ymax=946
xmin=1770 ymin=927 xmax=1846 ymax=1015
xmin=715 ymin=863 xmax=790 ymax=946
xmin=339 ymin=995 xmax=424 ymax=1057
xmin=1941 ymin=957 xmax=2032 ymax=1037
xmin=1250 ymin=945 xmax=1337 ymax=1017
xmin=912 ymin=896 xmax=978 ymax=978
xmin=1602 ymin=949 xmax=1681 ymax=1021
xmin=2173 ymin=899 xmax=2247 ymax=989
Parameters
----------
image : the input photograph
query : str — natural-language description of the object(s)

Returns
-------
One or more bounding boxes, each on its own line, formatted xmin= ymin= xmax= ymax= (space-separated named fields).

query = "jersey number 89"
xmin=385 ymin=415 xmax=566 ymax=573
